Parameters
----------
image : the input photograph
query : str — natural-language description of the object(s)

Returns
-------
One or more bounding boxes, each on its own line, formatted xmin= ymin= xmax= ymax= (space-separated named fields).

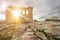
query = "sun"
xmin=12 ymin=9 xmax=21 ymax=18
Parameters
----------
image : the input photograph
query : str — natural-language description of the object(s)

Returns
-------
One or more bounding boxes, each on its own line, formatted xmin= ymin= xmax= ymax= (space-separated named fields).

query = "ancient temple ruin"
xmin=6 ymin=6 xmax=33 ymax=23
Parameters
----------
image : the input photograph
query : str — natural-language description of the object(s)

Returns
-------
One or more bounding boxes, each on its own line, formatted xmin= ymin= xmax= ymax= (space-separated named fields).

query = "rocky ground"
xmin=11 ymin=21 xmax=60 ymax=40
xmin=0 ymin=21 xmax=60 ymax=40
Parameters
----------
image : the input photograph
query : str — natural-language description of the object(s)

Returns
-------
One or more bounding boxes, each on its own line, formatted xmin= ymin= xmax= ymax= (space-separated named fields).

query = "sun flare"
xmin=12 ymin=9 xmax=21 ymax=18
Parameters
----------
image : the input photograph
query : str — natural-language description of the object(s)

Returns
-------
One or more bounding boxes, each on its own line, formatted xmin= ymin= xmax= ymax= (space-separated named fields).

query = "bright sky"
xmin=0 ymin=0 xmax=60 ymax=21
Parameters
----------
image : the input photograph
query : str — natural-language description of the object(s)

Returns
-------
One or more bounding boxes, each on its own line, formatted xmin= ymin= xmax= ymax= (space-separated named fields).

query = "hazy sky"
xmin=0 ymin=0 xmax=60 ymax=21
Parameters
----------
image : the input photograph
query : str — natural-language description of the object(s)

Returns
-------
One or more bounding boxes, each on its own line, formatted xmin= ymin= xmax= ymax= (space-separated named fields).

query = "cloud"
xmin=0 ymin=0 xmax=60 ymax=20
xmin=29 ymin=0 xmax=60 ymax=20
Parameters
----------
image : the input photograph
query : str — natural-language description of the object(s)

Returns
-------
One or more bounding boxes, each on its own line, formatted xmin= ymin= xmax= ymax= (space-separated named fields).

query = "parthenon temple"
xmin=6 ymin=6 xmax=33 ymax=23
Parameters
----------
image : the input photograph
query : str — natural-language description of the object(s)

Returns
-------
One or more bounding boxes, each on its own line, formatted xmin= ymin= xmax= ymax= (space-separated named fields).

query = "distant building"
xmin=45 ymin=16 xmax=60 ymax=21
xmin=6 ymin=6 xmax=33 ymax=23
